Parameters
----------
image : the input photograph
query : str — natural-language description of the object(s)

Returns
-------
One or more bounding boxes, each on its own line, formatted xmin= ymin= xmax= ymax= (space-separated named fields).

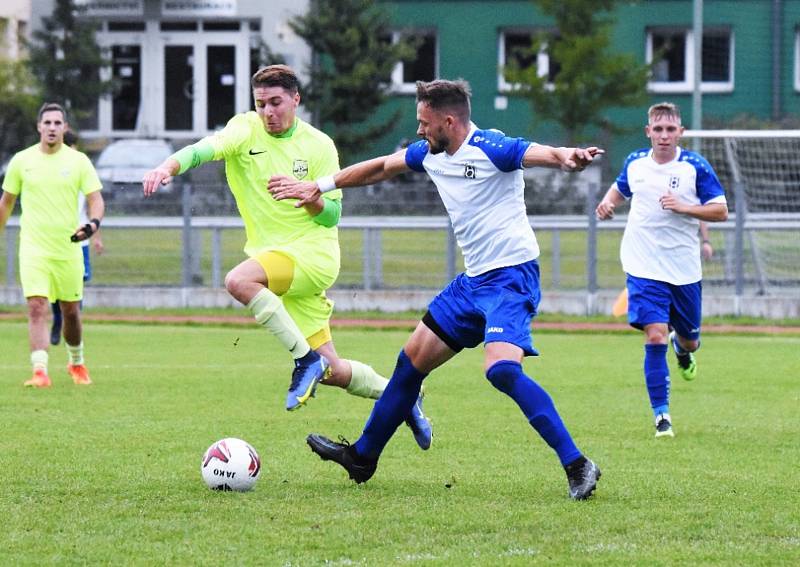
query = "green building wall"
xmin=352 ymin=0 xmax=800 ymax=176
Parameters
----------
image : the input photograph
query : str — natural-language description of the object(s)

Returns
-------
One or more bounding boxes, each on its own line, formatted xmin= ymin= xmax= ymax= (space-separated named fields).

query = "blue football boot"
xmin=286 ymin=352 xmax=329 ymax=411
xmin=405 ymin=391 xmax=432 ymax=450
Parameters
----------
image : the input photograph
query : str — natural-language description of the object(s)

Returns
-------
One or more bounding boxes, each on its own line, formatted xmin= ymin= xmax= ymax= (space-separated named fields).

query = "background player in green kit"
xmin=0 ymin=102 xmax=104 ymax=387
xmin=142 ymin=65 xmax=431 ymax=448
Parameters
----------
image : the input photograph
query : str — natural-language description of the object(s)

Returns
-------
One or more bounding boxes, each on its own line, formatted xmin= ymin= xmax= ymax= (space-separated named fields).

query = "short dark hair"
xmin=415 ymin=79 xmax=472 ymax=124
xmin=251 ymin=64 xmax=300 ymax=94
xmin=38 ymin=102 xmax=67 ymax=123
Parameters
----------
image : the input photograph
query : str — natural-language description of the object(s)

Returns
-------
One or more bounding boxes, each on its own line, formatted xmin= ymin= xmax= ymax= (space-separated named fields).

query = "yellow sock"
xmin=346 ymin=360 xmax=388 ymax=399
xmin=247 ymin=288 xmax=310 ymax=359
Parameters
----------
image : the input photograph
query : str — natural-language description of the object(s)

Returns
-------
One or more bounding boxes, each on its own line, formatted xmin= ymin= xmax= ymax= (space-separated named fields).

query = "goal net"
xmin=682 ymin=130 xmax=800 ymax=294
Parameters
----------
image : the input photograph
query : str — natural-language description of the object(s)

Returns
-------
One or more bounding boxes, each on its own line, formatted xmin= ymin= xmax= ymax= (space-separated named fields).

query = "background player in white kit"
xmin=269 ymin=79 xmax=603 ymax=500
xmin=596 ymin=102 xmax=728 ymax=438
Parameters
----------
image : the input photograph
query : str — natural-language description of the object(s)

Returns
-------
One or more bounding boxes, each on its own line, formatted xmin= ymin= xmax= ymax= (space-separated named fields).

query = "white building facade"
xmin=30 ymin=0 xmax=310 ymax=140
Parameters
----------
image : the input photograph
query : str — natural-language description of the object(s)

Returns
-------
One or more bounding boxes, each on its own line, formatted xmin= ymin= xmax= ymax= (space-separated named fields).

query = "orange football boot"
xmin=67 ymin=364 xmax=92 ymax=385
xmin=24 ymin=369 xmax=52 ymax=388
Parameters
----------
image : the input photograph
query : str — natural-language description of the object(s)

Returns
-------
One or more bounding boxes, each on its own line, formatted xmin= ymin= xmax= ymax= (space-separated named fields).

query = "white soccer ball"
xmin=201 ymin=438 xmax=262 ymax=492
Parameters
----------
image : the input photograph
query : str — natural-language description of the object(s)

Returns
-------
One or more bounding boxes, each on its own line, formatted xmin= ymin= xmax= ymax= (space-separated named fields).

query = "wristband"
xmin=317 ymin=175 xmax=337 ymax=193
xmin=91 ymin=217 xmax=101 ymax=229
xmin=702 ymin=239 xmax=711 ymax=245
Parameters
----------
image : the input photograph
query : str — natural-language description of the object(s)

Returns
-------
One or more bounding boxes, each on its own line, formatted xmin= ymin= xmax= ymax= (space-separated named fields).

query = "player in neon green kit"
xmin=0 ymin=102 xmax=104 ymax=387
xmin=142 ymin=65 xmax=431 ymax=448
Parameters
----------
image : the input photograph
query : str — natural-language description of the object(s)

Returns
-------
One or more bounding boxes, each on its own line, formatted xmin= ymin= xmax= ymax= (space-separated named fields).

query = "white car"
xmin=95 ymin=139 xmax=175 ymax=195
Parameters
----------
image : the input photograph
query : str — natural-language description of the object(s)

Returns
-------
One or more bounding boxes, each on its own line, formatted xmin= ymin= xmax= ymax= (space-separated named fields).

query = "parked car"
xmin=95 ymin=138 xmax=175 ymax=195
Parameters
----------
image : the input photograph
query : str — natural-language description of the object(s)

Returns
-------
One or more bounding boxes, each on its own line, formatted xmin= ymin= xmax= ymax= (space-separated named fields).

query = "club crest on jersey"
xmin=668 ymin=175 xmax=680 ymax=190
xmin=292 ymin=159 xmax=309 ymax=179
xmin=463 ymin=163 xmax=476 ymax=179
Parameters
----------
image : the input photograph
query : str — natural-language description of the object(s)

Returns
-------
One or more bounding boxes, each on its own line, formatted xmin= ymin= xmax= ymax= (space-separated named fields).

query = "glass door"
xmin=164 ymin=45 xmax=194 ymax=131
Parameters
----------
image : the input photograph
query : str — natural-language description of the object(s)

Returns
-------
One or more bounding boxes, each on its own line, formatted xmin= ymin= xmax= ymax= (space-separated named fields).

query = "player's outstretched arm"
xmin=596 ymin=184 xmax=625 ymax=220
xmin=142 ymin=157 xmax=179 ymax=197
xmin=269 ymin=149 xmax=410 ymax=207
xmin=522 ymin=144 xmax=604 ymax=172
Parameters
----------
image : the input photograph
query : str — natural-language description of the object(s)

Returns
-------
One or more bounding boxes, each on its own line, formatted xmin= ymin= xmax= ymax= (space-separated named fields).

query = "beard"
xmin=427 ymin=135 xmax=449 ymax=154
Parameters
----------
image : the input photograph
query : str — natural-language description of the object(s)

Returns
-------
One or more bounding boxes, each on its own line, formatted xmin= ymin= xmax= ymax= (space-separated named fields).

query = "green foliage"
xmin=1 ymin=323 xmax=799 ymax=563
xmin=0 ymin=59 xmax=40 ymax=159
xmin=505 ymin=0 xmax=650 ymax=143
xmin=26 ymin=0 xmax=112 ymax=127
xmin=290 ymin=0 xmax=415 ymax=165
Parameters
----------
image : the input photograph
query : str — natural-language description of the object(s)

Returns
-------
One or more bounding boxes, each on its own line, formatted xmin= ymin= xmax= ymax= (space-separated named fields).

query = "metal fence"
xmin=2 ymin=181 xmax=800 ymax=315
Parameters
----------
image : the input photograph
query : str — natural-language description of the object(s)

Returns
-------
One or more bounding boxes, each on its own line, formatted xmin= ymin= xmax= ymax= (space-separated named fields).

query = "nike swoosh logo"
xmin=249 ymin=149 xmax=267 ymax=155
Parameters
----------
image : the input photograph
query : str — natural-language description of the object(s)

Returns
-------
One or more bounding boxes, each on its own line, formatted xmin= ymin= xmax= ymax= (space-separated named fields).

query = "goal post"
xmin=681 ymin=130 xmax=800 ymax=299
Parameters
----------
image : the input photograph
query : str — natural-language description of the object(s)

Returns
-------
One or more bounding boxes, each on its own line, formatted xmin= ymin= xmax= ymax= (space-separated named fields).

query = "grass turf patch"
xmin=1 ymin=323 xmax=798 ymax=564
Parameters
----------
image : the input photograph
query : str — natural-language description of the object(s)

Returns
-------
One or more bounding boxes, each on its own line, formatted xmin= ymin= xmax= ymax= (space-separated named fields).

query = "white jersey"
xmin=615 ymin=147 xmax=727 ymax=285
xmin=405 ymin=124 xmax=538 ymax=276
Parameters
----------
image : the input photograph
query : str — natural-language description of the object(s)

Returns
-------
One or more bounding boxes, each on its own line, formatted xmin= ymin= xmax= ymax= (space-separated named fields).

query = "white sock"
xmin=346 ymin=360 xmax=388 ymax=399
xmin=247 ymin=288 xmax=310 ymax=359
xmin=66 ymin=341 xmax=84 ymax=365
xmin=31 ymin=349 xmax=48 ymax=373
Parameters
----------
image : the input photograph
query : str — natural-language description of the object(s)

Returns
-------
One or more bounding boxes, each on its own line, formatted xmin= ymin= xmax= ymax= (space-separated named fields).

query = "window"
xmin=108 ymin=22 xmax=146 ymax=32
xmin=793 ymin=30 xmax=800 ymax=91
xmin=387 ymin=29 xmax=437 ymax=93
xmin=647 ymin=28 xmax=734 ymax=93
xmin=498 ymin=29 xmax=560 ymax=91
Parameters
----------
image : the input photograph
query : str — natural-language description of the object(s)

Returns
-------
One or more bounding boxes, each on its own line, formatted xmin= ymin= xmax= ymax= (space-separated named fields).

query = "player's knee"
xmin=485 ymin=360 xmax=522 ymax=394
xmin=224 ymin=271 xmax=247 ymax=298
xmin=682 ymin=338 xmax=700 ymax=352
xmin=644 ymin=327 xmax=669 ymax=344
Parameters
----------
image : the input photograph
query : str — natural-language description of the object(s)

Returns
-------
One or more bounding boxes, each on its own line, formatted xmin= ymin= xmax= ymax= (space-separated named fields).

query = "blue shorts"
xmin=627 ymin=274 xmax=702 ymax=340
xmin=426 ymin=260 xmax=541 ymax=356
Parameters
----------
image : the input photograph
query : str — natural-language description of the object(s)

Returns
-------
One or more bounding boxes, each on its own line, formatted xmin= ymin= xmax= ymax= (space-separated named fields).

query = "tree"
xmin=290 ymin=0 xmax=416 ymax=165
xmin=0 ymin=60 xmax=40 ymax=160
xmin=504 ymin=0 xmax=650 ymax=144
xmin=27 ymin=0 xmax=112 ymax=129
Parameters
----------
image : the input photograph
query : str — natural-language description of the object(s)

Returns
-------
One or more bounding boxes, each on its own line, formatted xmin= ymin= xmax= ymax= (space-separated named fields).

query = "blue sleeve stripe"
xmin=405 ymin=140 xmax=428 ymax=172
xmin=469 ymin=129 xmax=531 ymax=172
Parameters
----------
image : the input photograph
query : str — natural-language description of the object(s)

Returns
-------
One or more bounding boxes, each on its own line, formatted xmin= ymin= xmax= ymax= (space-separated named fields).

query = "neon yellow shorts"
xmin=254 ymin=249 xmax=337 ymax=349
xmin=19 ymin=254 xmax=83 ymax=302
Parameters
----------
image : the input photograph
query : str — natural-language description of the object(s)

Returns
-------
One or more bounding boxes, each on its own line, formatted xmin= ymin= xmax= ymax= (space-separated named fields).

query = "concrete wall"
xmin=2 ymin=285 xmax=798 ymax=318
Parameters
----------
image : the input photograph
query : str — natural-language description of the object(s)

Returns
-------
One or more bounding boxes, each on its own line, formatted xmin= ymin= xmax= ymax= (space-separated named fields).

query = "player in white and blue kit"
xmin=596 ymin=102 xmax=728 ymax=438
xmin=269 ymin=79 xmax=603 ymax=500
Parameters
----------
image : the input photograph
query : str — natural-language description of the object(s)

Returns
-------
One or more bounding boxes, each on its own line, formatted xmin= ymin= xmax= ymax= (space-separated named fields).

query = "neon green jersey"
xmin=206 ymin=112 xmax=343 ymax=258
xmin=2 ymin=144 xmax=102 ymax=260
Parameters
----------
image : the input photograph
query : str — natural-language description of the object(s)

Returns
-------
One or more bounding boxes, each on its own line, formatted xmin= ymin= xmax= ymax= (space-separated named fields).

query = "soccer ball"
xmin=201 ymin=438 xmax=262 ymax=492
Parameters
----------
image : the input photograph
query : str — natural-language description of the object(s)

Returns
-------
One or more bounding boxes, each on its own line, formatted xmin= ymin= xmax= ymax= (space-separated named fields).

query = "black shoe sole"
xmin=306 ymin=435 xmax=376 ymax=484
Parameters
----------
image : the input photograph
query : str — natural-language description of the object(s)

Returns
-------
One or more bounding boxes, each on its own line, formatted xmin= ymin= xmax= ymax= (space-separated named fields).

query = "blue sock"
xmin=51 ymin=302 xmax=62 ymax=328
xmin=486 ymin=361 xmax=581 ymax=466
xmin=644 ymin=344 xmax=670 ymax=416
xmin=295 ymin=349 xmax=320 ymax=366
xmin=354 ymin=350 xmax=427 ymax=460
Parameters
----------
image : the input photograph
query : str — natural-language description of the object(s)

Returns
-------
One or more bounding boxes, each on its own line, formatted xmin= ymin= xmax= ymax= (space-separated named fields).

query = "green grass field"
xmin=2 ymin=322 xmax=798 ymax=565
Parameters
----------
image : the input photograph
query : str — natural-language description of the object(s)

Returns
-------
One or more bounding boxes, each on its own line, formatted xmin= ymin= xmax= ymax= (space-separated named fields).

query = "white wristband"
xmin=317 ymin=175 xmax=337 ymax=193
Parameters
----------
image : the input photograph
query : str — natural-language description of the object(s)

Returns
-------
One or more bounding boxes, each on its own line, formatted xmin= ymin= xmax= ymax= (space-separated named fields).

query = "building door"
xmin=92 ymin=25 xmax=250 ymax=138
xmin=160 ymin=31 xmax=249 ymax=137
xmin=112 ymin=45 xmax=142 ymax=131
xmin=207 ymin=45 xmax=236 ymax=131
xmin=164 ymin=45 xmax=194 ymax=131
